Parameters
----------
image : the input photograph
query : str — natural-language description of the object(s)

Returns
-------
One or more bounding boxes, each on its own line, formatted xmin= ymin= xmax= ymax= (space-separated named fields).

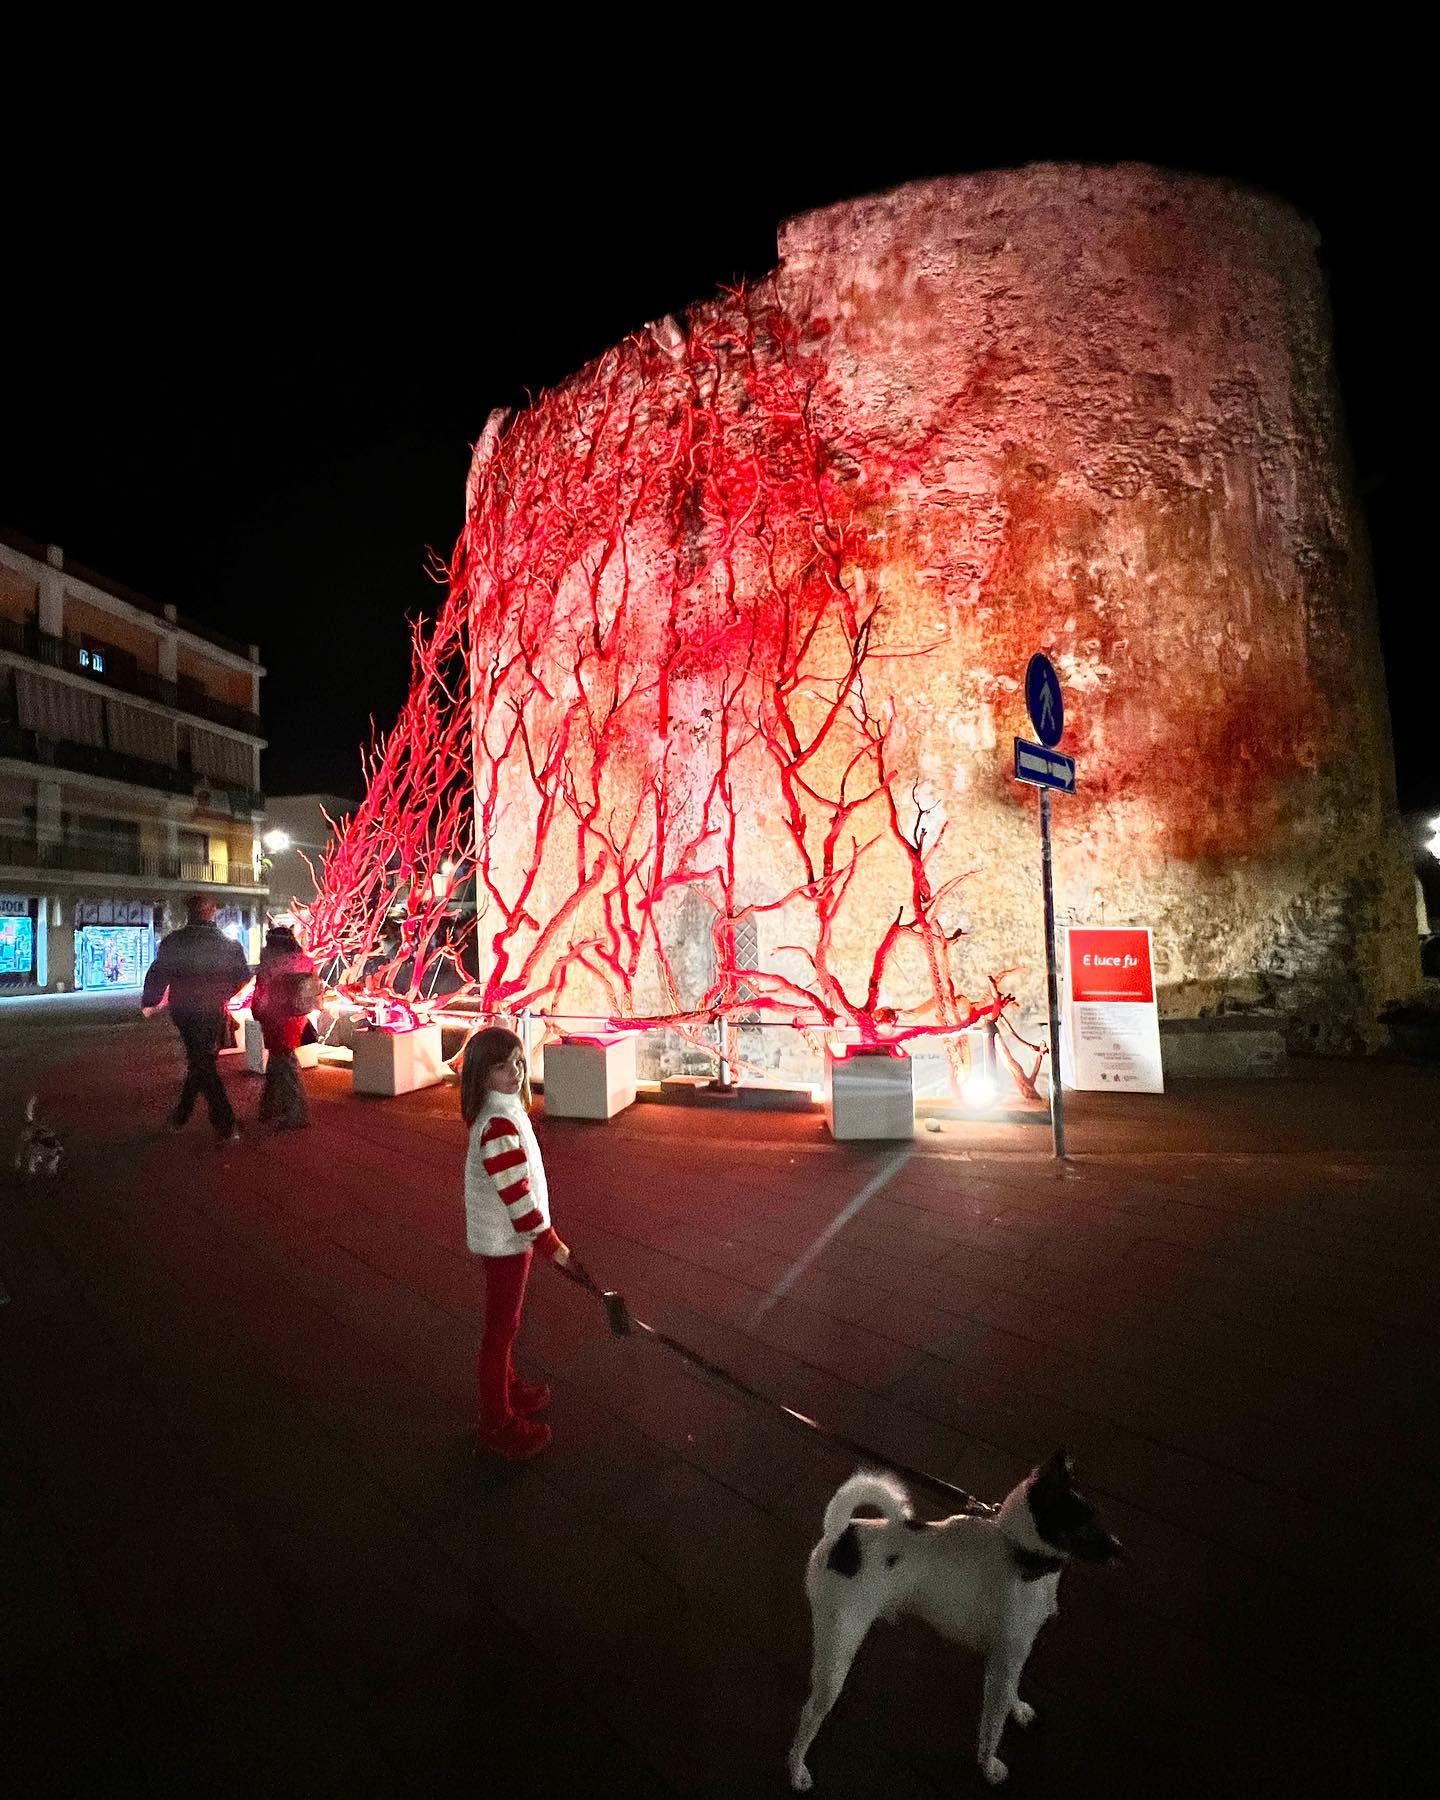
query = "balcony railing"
xmin=0 ymin=836 xmax=258 ymax=887
xmin=0 ymin=615 xmax=263 ymax=738
xmin=0 ymin=722 xmax=264 ymax=814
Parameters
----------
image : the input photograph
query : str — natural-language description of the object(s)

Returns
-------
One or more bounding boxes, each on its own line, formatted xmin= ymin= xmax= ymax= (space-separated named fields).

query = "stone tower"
xmin=319 ymin=165 xmax=1416 ymax=1058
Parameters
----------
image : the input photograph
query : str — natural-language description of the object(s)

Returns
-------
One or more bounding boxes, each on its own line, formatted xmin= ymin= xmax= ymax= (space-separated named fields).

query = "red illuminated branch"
xmin=309 ymin=286 xmax=1022 ymax=1069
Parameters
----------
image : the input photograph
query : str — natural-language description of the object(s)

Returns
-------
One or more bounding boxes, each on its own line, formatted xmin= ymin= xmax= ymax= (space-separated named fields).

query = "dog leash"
xmin=557 ymin=1254 xmax=992 ymax=1515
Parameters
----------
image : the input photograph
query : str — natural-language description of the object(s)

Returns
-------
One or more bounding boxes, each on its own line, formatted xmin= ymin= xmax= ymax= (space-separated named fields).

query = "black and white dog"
xmin=789 ymin=1451 xmax=1122 ymax=1789
xmin=14 ymin=1094 xmax=64 ymax=1182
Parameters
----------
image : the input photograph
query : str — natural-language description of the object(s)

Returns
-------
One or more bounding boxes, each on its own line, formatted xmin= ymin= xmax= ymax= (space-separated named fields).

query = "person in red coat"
xmin=251 ymin=925 xmax=316 ymax=1129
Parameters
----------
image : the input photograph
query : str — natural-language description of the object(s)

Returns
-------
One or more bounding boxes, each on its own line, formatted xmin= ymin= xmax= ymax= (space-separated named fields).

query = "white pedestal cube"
xmin=541 ymin=1035 xmax=638 ymax=1120
xmin=352 ymin=1023 xmax=446 ymax=1097
xmin=825 ymin=1047 xmax=915 ymax=1140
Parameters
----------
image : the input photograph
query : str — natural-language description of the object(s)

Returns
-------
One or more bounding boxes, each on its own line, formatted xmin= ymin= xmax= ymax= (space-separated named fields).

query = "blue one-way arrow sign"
xmin=1013 ymin=737 xmax=1077 ymax=793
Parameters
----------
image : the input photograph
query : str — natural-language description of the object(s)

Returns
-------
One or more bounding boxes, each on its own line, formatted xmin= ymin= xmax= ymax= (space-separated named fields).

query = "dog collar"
xmin=1008 ymin=1543 xmax=1065 ymax=1580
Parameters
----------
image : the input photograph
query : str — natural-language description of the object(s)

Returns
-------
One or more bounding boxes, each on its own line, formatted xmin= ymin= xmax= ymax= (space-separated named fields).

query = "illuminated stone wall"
xmin=762 ymin=164 xmax=1416 ymax=1049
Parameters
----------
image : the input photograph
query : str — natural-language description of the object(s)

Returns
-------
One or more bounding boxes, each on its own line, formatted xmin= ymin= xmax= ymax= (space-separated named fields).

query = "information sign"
xmin=1060 ymin=926 xmax=1164 ymax=1093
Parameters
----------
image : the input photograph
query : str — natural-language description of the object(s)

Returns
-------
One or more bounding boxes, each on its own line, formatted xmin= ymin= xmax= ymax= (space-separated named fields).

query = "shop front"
xmin=1 ymin=894 xmax=41 ymax=991
xmin=74 ymin=899 xmax=157 ymax=991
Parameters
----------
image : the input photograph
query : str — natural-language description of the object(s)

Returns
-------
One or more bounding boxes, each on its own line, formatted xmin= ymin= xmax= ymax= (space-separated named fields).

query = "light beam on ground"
xmin=748 ymin=1147 xmax=912 ymax=1325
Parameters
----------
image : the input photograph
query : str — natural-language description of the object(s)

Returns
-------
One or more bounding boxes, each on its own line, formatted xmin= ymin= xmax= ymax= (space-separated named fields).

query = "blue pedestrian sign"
xmin=1025 ymin=653 xmax=1064 ymax=748
xmin=1014 ymin=737 xmax=1076 ymax=793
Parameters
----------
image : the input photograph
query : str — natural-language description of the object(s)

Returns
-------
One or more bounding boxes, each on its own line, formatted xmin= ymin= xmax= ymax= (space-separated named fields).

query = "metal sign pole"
xmin=1039 ymin=787 xmax=1067 ymax=1160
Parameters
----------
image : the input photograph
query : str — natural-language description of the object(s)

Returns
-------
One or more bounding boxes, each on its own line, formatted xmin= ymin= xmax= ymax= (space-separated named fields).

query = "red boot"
xmin=477 ymin=1415 xmax=552 ymax=1461
xmin=509 ymin=1378 xmax=552 ymax=1416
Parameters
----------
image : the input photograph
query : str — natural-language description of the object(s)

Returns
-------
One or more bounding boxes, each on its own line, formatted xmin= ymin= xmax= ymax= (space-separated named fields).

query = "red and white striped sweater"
xmin=464 ymin=1093 xmax=561 ymax=1259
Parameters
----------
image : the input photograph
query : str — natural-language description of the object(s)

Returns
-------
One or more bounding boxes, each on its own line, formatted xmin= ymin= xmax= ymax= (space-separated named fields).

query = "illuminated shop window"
xmin=77 ymin=924 xmax=148 ymax=989
xmin=0 ymin=915 xmax=35 ymax=977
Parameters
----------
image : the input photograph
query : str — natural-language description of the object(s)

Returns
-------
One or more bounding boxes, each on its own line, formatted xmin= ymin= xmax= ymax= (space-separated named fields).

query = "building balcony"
xmin=0 ymin=834 xmax=262 ymax=889
xmin=0 ymin=615 xmax=263 ymax=739
xmin=0 ymin=722 xmax=264 ymax=815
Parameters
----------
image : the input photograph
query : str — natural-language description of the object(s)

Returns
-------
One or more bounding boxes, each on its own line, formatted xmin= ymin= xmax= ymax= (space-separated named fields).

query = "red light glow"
xmin=306 ymin=290 xmax=1035 ymax=1091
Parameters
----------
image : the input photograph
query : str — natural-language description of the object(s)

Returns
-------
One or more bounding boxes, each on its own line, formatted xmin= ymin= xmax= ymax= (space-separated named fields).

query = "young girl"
xmin=461 ymin=1027 xmax=570 ymax=1460
xmin=251 ymin=924 xmax=316 ymax=1130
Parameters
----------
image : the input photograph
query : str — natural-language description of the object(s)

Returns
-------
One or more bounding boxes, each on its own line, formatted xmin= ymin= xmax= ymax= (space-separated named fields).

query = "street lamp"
xmin=263 ymin=829 xmax=291 ymax=854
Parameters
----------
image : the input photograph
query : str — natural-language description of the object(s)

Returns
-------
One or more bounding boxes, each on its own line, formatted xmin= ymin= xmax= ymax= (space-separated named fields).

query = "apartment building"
xmin=0 ymin=529 xmax=267 ymax=993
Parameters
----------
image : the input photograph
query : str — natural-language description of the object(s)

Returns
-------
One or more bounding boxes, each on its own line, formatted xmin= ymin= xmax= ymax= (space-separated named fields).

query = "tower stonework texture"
xmin=318 ymin=164 xmax=1414 ymax=1058
xmin=767 ymin=164 xmax=1414 ymax=1049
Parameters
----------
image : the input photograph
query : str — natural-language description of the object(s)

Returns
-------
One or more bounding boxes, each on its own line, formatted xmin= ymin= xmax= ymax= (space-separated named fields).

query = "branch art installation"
xmin=305 ymin=290 xmax=1038 ymax=1093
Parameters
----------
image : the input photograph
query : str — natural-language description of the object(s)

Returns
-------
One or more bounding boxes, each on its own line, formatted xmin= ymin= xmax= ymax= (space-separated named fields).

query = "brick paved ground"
xmin=2 ymin=994 xmax=1437 ymax=1797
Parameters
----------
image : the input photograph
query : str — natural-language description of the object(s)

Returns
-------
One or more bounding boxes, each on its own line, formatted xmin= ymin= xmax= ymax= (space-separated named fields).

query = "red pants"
xmin=477 ymin=1250 xmax=533 ymax=1428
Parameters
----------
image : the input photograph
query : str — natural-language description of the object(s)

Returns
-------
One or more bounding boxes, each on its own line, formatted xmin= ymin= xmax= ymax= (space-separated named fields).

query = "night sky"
xmin=4 ymin=128 xmax=1426 ymax=813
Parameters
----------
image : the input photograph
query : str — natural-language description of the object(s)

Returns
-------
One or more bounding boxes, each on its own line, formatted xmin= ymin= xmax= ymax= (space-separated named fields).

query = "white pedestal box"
xmin=351 ymin=1024 xmax=446 ymax=1097
xmin=541 ymin=1035 xmax=638 ymax=1120
xmin=242 ymin=1015 xmax=321 ymax=1073
xmin=825 ymin=1047 xmax=915 ymax=1140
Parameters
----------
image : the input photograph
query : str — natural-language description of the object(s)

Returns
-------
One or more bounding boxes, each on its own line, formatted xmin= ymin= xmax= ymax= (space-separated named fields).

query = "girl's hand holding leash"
xmin=555 ymin=1248 xmax=632 ymax=1336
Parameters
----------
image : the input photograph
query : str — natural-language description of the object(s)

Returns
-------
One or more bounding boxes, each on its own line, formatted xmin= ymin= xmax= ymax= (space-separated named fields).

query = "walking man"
xmin=141 ymin=895 xmax=251 ymax=1144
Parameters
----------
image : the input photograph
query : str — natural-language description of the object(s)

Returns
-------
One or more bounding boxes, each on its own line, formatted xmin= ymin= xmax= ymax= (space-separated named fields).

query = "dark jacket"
xmin=252 ymin=944 xmax=317 ymax=1052
xmin=141 ymin=922 xmax=251 ymax=1016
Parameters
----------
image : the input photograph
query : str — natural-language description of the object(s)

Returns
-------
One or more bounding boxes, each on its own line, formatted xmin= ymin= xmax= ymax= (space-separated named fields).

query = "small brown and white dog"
xmin=788 ymin=1451 xmax=1122 ymax=1789
xmin=14 ymin=1094 xmax=64 ymax=1182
